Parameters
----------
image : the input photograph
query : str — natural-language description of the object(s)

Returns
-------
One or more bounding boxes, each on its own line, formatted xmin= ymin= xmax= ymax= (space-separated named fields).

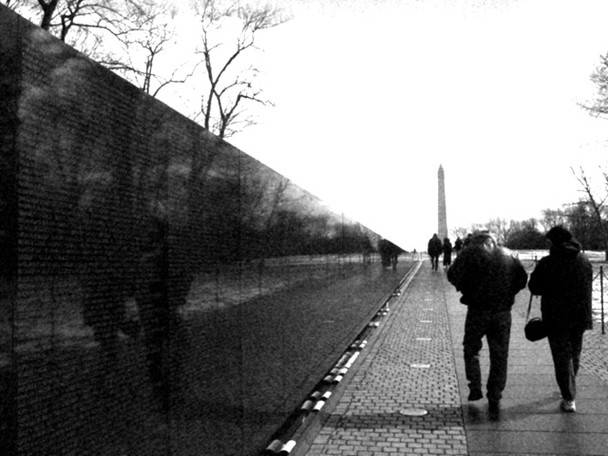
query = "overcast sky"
xmin=170 ymin=0 xmax=608 ymax=251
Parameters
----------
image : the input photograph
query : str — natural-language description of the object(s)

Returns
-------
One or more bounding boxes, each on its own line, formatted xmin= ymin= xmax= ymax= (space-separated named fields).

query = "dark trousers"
xmin=547 ymin=328 xmax=584 ymax=401
xmin=463 ymin=309 xmax=512 ymax=401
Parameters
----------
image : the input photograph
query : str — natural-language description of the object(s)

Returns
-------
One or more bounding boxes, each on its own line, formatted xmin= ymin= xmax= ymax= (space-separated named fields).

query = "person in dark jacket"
xmin=447 ymin=231 xmax=528 ymax=414
xmin=427 ymin=233 xmax=443 ymax=271
xmin=442 ymin=237 xmax=453 ymax=268
xmin=528 ymin=225 xmax=592 ymax=413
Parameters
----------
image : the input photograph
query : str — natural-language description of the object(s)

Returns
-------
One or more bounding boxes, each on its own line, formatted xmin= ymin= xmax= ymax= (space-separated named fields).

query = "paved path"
xmin=299 ymin=261 xmax=608 ymax=456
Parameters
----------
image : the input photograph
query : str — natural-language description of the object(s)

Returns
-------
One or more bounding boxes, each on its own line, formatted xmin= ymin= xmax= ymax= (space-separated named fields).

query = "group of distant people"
xmin=426 ymin=233 xmax=462 ymax=271
xmin=426 ymin=226 xmax=592 ymax=416
xmin=378 ymin=238 xmax=402 ymax=271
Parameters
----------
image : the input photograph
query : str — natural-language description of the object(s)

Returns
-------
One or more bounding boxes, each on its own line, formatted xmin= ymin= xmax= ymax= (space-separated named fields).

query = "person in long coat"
xmin=443 ymin=237 xmax=453 ymax=268
xmin=528 ymin=225 xmax=593 ymax=413
xmin=427 ymin=233 xmax=443 ymax=271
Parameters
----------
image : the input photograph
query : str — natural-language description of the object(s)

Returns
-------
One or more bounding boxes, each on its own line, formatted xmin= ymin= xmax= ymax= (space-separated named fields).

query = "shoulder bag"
xmin=524 ymin=294 xmax=547 ymax=342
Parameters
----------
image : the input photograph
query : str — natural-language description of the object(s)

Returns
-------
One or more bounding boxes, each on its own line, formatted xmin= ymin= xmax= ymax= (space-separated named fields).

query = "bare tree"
xmin=9 ymin=0 xmax=126 ymax=44
xmin=572 ymin=166 xmax=608 ymax=259
xmin=7 ymin=0 xmax=196 ymax=99
xmin=40 ymin=0 xmax=60 ymax=30
xmin=482 ymin=218 xmax=512 ymax=246
xmin=540 ymin=207 xmax=569 ymax=232
xmin=263 ymin=176 xmax=290 ymax=230
xmin=452 ymin=219 xmax=521 ymax=246
xmin=450 ymin=226 xmax=469 ymax=241
xmin=576 ymin=52 xmax=608 ymax=258
xmin=95 ymin=0 xmax=199 ymax=97
xmin=581 ymin=52 xmax=608 ymax=118
xmin=2 ymin=0 xmax=45 ymax=19
xmin=2 ymin=0 xmax=61 ymax=28
xmin=193 ymin=0 xmax=287 ymax=138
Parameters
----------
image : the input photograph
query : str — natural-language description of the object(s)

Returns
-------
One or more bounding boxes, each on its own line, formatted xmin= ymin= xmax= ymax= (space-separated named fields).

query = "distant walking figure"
xmin=528 ymin=226 xmax=592 ymax=413
xmin=427 ymin=233 xmax=442 ymax=271
xmin=447 ymin=231 xmax=528 ymax=415
xmin=378 ymin=239 xmax=402 ymax=270
xmin=442 ymin=237 xmax=453 ymax=268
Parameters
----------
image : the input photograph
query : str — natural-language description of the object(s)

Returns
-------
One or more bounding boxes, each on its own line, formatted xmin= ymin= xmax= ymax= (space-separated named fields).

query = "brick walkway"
xmin=297 ymin=261 xmax=608 ymax=456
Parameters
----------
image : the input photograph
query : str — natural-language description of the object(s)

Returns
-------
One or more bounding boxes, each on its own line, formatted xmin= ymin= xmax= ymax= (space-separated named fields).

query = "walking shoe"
xmin=560 ymin=400 xmax=576 ymax=413
xmin=488 ymin=400 xmax=500 ymax=420
xmin=468 ymin=388 xmax=483 ymax=401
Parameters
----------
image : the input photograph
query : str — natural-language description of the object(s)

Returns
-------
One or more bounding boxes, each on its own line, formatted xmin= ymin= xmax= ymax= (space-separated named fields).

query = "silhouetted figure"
xmin=447 ymin=231 xmax=527 ymax=416
xmin=378 ymin=239 xmax=402 ymax=270
xmin=427 ymin=234 xmax=442 ymax=271
xmin=378 ymin=239 xmax=389 ymax=267
xmin=79 ymin=182 xmax=133 ymax=366
xmin=362 ymin=238 xmax=373 ymax=265
xmin=463 ymin=233 xmax=473 ymax=247
xmin=454 ymin=237 xmax=463 ymax=256
xmin=135 ymin=216 xmax=193 ymax=412
xmin=389 ymin=241 xmax=401 ymax=271
xmin=528 ymin=226 xmax=593 ymax=413
xmin=442 ymin=237 xmax=453 ymax=268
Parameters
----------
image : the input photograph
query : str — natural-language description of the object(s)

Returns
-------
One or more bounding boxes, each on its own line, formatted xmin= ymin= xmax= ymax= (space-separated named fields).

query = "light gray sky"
xmin=169 ymin=0 xmax=608 ymax=251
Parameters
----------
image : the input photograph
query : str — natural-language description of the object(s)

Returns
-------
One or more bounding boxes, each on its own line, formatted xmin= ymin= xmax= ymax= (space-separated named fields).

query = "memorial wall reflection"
xmin=0 ymin=6 xmax=403 ymax=455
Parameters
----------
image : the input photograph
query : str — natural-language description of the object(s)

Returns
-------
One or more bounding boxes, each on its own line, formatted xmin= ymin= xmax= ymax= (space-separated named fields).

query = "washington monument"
xmin=438 ymin=165 xmax=448 ymax=240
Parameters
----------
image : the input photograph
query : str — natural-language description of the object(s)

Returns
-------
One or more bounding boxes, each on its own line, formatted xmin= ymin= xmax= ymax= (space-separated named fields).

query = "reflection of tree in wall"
xmin=239 ymin=165 xmax=291 ymax=260
xmin=341 ymin=224 xmax=375 ymax=254
xmin=9 ymin=0 xmax=291 ymax=267
xmin=19 ymin=36 xmax=138 ymax=281
xmin=17 ymin=34 xmax=147 ymax=375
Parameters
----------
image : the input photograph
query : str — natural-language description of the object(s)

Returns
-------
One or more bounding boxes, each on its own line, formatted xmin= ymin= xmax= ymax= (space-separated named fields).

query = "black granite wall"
xmin=0 ymin=6 xmax=404 ymax=455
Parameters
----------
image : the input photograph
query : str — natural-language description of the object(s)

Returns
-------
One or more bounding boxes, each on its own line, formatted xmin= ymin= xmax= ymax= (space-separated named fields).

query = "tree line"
xmin=452 ymin=198 xmax=607 ymax=254
xmin=452 ymin=49 xmax=608 ymax=257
